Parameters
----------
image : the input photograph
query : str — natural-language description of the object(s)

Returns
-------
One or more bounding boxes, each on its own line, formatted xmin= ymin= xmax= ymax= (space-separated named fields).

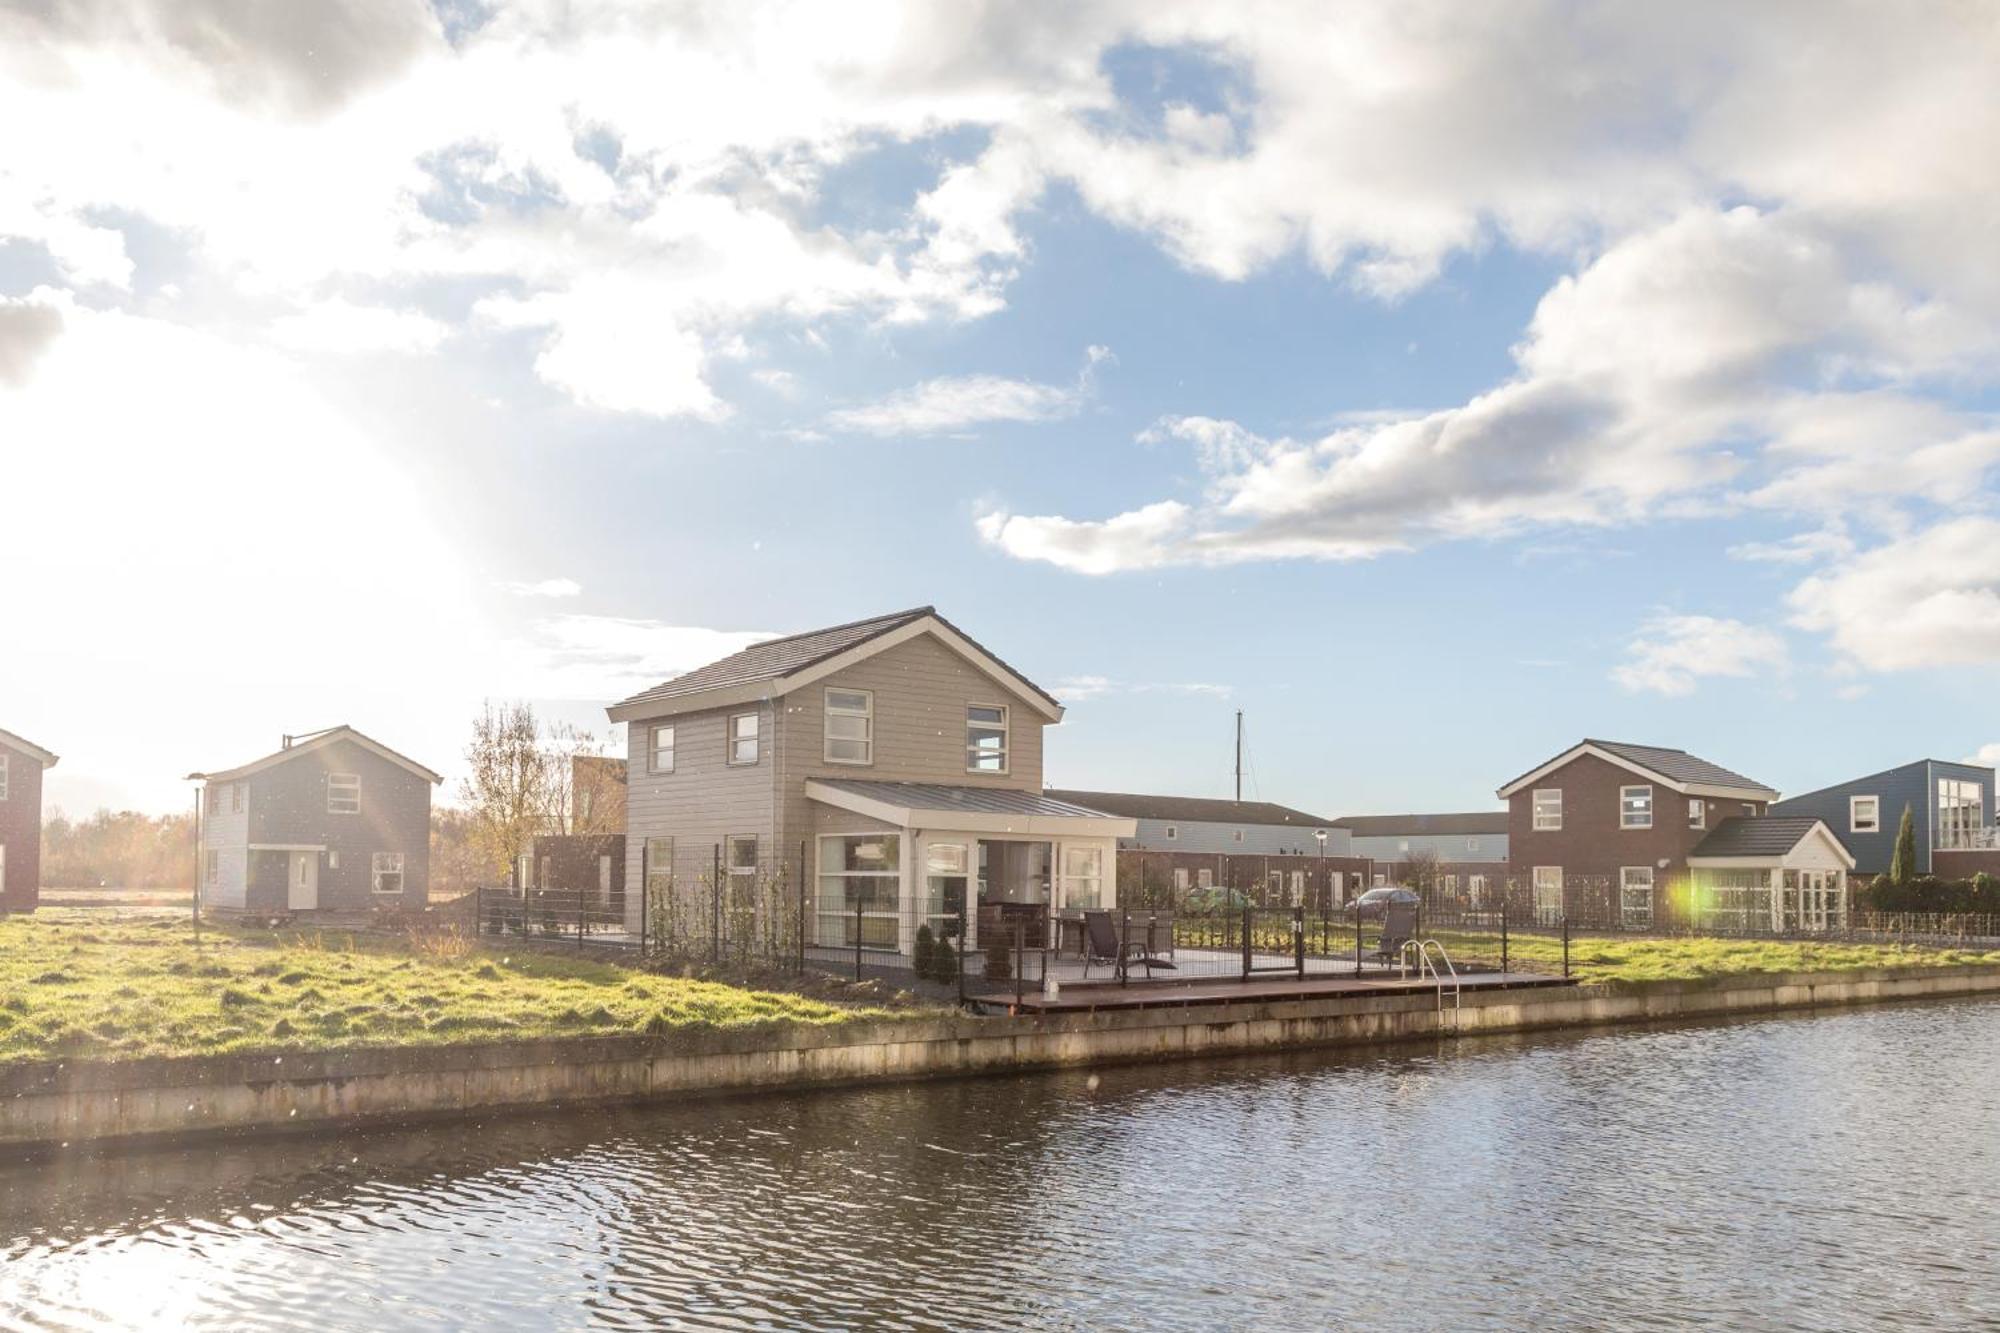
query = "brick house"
xmin=1498 ymin=739 xmax=1783 ymax=926
xmin=0 ymin=728 xmax=60 ymax=914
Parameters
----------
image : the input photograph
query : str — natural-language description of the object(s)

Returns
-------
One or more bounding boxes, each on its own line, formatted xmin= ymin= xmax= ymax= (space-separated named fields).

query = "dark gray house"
xmin=1770 ymin=759 xmax=1995 ymax=877
xmin=195 ymin=726 xmax=441 ymax=915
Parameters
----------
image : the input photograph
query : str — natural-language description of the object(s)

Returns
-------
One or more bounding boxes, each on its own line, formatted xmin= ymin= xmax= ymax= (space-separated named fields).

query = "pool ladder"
xmin=1398 ymin=939 xmax=1462 ymax=1014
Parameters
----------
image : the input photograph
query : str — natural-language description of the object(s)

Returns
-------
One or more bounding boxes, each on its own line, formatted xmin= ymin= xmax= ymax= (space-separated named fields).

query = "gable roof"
xmin=1689 ymin=815 xmax=1854 ymax=866
xmin=1329 ymin=811 xmax=1508 ymax=837
xmin=608 ymin=606 xmax=1063 ymax=722
xmin=1042 ymin=788 xmax=1333 ymax=829
xmin=197 ymin=726 xmax=442 ymax=786
xmin=1497 ymin=738 xmax=1778 ymax=800
xmin=0 ymin=728 xmax=59 ymax=768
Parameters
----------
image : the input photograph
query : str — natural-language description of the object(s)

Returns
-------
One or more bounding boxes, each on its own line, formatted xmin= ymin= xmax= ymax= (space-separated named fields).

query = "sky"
xmin=4 ymin=1 xmax=2000 ymax=819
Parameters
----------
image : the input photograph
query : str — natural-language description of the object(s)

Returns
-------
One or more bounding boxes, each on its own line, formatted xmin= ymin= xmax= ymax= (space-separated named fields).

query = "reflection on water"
xmin=6 ymin=999 xmax=2000 ymax=1330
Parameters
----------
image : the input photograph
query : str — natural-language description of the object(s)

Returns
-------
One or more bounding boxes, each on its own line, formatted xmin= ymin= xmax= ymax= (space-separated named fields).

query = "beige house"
xmin=606 ymin=607 xmax=1134 ymax=955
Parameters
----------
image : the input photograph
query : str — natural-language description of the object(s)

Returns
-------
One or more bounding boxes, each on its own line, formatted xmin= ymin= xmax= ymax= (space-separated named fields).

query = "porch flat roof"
xmin=805 ymin=779 xmax=1138 ymax=837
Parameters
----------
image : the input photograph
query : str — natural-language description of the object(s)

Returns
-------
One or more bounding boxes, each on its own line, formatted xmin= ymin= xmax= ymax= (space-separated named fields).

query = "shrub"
xmin=984 ymin=927 xmax=1014 ymax=982
xmin=913 ymin=924 xmax=935 ymax=980
xmin=931 ymin=932 xmax=959 ymax=986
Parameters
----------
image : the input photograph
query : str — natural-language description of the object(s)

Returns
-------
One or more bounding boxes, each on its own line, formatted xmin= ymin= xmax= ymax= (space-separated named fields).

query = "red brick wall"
xmin=1932 ymin=850 xmax=2000 ymax=880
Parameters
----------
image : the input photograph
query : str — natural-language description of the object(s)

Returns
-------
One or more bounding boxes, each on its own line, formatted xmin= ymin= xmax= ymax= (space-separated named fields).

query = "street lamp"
xmin=1314 ymin=829 xmax=1328 ymax=911
xmin=184 ymin=772 xmax=205 ymax=942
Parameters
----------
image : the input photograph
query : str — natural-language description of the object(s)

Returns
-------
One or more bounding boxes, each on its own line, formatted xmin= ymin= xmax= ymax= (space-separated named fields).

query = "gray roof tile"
xmin=1042 ymin=789 xmax=1333 ymax=827
xmin=816 ymin=780 xmax=1119 ymax=819
xmin=1689 ymin=815 xmax=1827 ymax=859
xmin=1586 ymin=739 xmax=1777 ymax=794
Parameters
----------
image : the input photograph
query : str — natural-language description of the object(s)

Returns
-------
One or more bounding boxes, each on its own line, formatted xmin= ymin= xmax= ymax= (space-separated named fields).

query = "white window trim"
xmin=823 ymin=687 xmax=874 ymax=766
xmin=1164 ymin=825 xmax=1178 ymax=841
xmin=727 ymin=712 xmax=761 ymax=767
xmin=727 ymin=834 xmax=759 ymax=876
xmin=1532 ymin=788 xmax=1562 ymax=832
xmin=371 ymin=851 xmax=405 ymax=897
xmin=1850 ymin=794 xmax=1879 ymax=834
xmin=650 ymin=724 xmax=676 ymax=775
xmin=327 ymin=773 xmax=360 ymax=815
xmin=1620 ymin=784 xmax=1654 ymax=830
xmin=965 ymin=702 xmax=1010 ymax=775
xmin=1689 ymin=798 xmax=1705 ymax=830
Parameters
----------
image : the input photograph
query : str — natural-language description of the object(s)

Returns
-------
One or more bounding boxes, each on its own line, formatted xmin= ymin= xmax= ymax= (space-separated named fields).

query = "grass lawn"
xmin=0 ymin=911 xmax=943 ymax=1065
xmin=1431 ymin=927 xmax=2000 ymax=985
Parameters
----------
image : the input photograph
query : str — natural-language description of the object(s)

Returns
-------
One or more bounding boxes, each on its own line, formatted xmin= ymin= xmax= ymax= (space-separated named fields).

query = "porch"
xmin=1686 ymin=814 xmax=1857 ymax=933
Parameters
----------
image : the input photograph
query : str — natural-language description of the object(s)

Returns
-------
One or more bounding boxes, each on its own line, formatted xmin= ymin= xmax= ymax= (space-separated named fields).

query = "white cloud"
xmin=1052 ymin=675 xmax=1233 ymax=702
xmin=985 ymin=207 xmax=2000 ymax=573
xmin=269 ymin=297 xmax=450 ymax=355
xmin=1789 ymin=518 xmax=2000 ymax=672
xmin=1610 ymin=614 xmax=1790 ymax=697
xmin=978 ymin=500 xmax=1194 ymax=576
xmin=506 ymin=615 xmax=774 ymax=699
xmin=1967 ymin=744 xmax=2000 ymax=769
xmin=502 ymin=577 xmax=583 ymax=599
xmin=826 ymin=345 xmax=1111 ymax=437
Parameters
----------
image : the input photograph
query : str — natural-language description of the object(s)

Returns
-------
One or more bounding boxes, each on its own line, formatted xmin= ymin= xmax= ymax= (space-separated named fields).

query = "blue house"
xmin=1770 ymin=760 xmax=1995 ymax=876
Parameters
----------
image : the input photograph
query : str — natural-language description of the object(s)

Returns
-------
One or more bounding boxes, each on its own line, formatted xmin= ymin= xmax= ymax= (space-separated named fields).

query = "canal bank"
xmin=8 ymin=961 xmax=2000 ymax=1153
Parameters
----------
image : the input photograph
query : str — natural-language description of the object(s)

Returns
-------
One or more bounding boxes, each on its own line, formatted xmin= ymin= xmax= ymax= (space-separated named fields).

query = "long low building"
xmin=1041 ymin=789 xmax=1346 ymax=856
xmin=1328 ymin=811 xmax=1509 ymax=867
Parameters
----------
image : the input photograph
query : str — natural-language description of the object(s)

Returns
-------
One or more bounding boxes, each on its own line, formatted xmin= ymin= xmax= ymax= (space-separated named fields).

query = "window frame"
xmin=644 ymin=836 xmax=675 ymax=896
xmin=1620 ymin=784 xmax=1654 ymax=830
xmin=965 ymin=702 xmax=1010 ymax=775
xmin=0 ymin=753 xmax=8 ymax=801
xmin=823 ymin=687 xmax=874 ymax=766
xmin=1164 ymin=825 xmax=1178 ymax=841
xmin=1689 ymin=798 xmax=1705 ymax=830
xmin=1620 ymin=865 xmax=1655 ymax=928
xmin=371 ymin=851 xmax=406 ymax=898
xmin=1850 ymin=794 xmax=1880 ymax=835
xmin=727 ymin=712 xmax=761 ymax=767
xmin=230 ymin=782 xmax=244 ymax=814
xmin=727 ymin=834 xmax=759 ymax=879
xmin=1532 ymin=788 xmax=1562 ymax=832
xmin=1532 ymin=865 xmax=1563 ymax=911
xmin=327 ymin=772 xmax=361 ymax=815
xmin=650 ymin=724 xmax=676 ymax=774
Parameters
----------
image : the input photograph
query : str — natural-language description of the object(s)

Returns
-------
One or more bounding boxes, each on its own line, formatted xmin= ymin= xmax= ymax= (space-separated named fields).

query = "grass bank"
xmin=1433 ymin=928 xmax=2000 ymax=985
xmin=0 ymin=911 xmax=941 ymax=1064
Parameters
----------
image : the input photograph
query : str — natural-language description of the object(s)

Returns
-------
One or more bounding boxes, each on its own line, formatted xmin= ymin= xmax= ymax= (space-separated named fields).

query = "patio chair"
xmin=1082 ymin=910 xmax=1177 ymax=979
xmin=1370 ymin=903 xmax=1418 ymax=969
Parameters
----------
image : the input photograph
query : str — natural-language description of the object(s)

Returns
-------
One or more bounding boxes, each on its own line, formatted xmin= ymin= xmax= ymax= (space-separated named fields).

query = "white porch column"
xmin=1770 ymin=868 xmax=1784 ymax=933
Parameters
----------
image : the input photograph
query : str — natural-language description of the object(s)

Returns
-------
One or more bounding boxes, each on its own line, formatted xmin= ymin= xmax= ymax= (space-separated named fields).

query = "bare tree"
xmin=460 ymin=701 xmax=558 ymax=877
xmin=546 ymin=721 xmax=622 ymax=835
xmin=1400 ymin=846 xmax=1442 ymax=899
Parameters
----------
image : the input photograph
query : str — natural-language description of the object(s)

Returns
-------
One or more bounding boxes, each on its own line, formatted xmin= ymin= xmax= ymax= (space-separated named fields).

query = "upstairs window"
xmin=1165 ymin=825 xmax=1178 ymax=841
xmin=327 ymin=773 xmax=360 ymax=815
xmin=1850 ymin=795 xmax=1880 ymax=834
xmin=1620 ymin=785 xmax=1653 ymax=829
xmin=728 ymin=712 xmax=760 ymax=766
xmin=824 ymin=688 xmax=874 ymax=765
xmin=371 ymin=852 xmax=405 ymax=897
xmin=651 ymin=724 xmax=675 ymax=774
xmin=231 ymin=783 xmax=244 ymax=814
xmin=1689 ymin=798 xmax=1705 ymax=830
xmin=966 ymin=704 xmax=1008 ymax=773
xmin=1532 ymin=788 xmax=1562 ymax=831
xmin=1466 ymin=838 xmax=1480 ymax=852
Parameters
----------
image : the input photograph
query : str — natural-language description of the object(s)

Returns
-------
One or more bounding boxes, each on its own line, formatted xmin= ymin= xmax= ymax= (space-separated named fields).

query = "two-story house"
xmin=1771 ymin=759 xmax=1996 ymax=879
xmin=0 ymin=728 xmax=60 ymax=914
xmin=195 ymin=725 xmax=441 ymax=915
xmin=607 ymin=607 xmax=1135 ymax=956
xmin=1499 ymin=738 xmax=1849 ymax=929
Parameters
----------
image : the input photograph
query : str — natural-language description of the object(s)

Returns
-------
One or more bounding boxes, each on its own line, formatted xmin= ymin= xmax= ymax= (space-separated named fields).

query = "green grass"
xmin=0 ymin=911 xmax=941 ymax=1065
xmin=1429 ymin=928 xmax=2000 ymax=985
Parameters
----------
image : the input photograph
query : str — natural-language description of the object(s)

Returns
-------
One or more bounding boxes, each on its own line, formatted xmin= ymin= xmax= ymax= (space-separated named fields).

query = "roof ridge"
xmin=746 ymin=605 xmax=933 ymax=651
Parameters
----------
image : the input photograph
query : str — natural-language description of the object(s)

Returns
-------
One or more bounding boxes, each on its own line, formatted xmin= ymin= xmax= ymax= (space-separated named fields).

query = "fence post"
xmin=474 ymin=884 xmax=483 ymax=938
xmin=1119 ymin=906 xmax=1130 ymax=987
xmin=1015 ymin=922 xmax=1024 ymax=1009
xmin=957 ymin=909 xmax=967 ymax=1007
xmin=1294 ymin=904 xmax=1305 ymax=980
xmin=796 ymin=842 xmax=807 ymax=975
xmin=1355 ymin=906 xmax=1363 ymax=977
xmin=1241 ymin=902 xmax=1252 ymax=980
xmin=1501 ymin=901 xmax=1508 ymax=974
xmin=712 ymin=843 xmax=722 ymax=964
xmin=854 ymin=898 xmax=863 ymax=981
xmin=1563 ymin=916 xmax=1571 ymax=978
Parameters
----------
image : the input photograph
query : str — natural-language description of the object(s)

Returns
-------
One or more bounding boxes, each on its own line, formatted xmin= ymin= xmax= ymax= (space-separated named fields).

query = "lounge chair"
xmin=1370 ymin=903 xmax=1418 ymax=969
xmin=1082 ymin=910 xmax=1178 ymax=979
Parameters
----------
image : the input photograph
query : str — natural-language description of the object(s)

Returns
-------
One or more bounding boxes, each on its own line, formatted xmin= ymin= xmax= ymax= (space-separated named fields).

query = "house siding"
xmin=623 ymin=701 xmax=780 ymax=929
xmin=206 ymin=737 xmax=433 ymax=914
xmin=1507 ymin=752 xmax=1769 ymax=895
xmin=1772 ymin=761 xmax=1995 ymax=876
xmin=1345 ymin=832 xmax=1508 ymax=864
xmin=0 ymin=740 xmax=48 ymax=913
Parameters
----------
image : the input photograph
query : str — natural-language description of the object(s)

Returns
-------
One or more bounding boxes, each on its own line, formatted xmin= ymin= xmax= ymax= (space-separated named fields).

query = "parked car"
xmin=1347 ymin=886 xmax=1421 ymax=919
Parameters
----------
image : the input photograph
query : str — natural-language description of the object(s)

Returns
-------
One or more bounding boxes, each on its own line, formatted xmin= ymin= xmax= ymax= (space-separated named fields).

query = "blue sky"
xmin=3 ymin=3 xmax=1998 ymax=815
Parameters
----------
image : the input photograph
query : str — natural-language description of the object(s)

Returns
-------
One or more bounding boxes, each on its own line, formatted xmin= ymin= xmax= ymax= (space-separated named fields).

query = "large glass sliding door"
xmin=817 ymin=833 xmax=901 ymax=948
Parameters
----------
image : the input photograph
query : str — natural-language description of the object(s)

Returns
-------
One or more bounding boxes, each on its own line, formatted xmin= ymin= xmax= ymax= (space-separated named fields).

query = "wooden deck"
xmin=974 ymin=969 xmax=1575 ymax=1013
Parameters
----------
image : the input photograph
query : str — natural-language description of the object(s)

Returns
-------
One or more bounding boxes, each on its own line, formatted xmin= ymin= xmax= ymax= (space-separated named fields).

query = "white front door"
xmin=289 ymin=851 xmax=319 ymax=910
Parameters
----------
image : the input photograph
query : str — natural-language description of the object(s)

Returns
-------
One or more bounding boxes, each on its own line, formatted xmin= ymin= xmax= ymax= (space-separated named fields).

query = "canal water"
xmin=5 ymin=998 xmax=2000 ymax=1330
